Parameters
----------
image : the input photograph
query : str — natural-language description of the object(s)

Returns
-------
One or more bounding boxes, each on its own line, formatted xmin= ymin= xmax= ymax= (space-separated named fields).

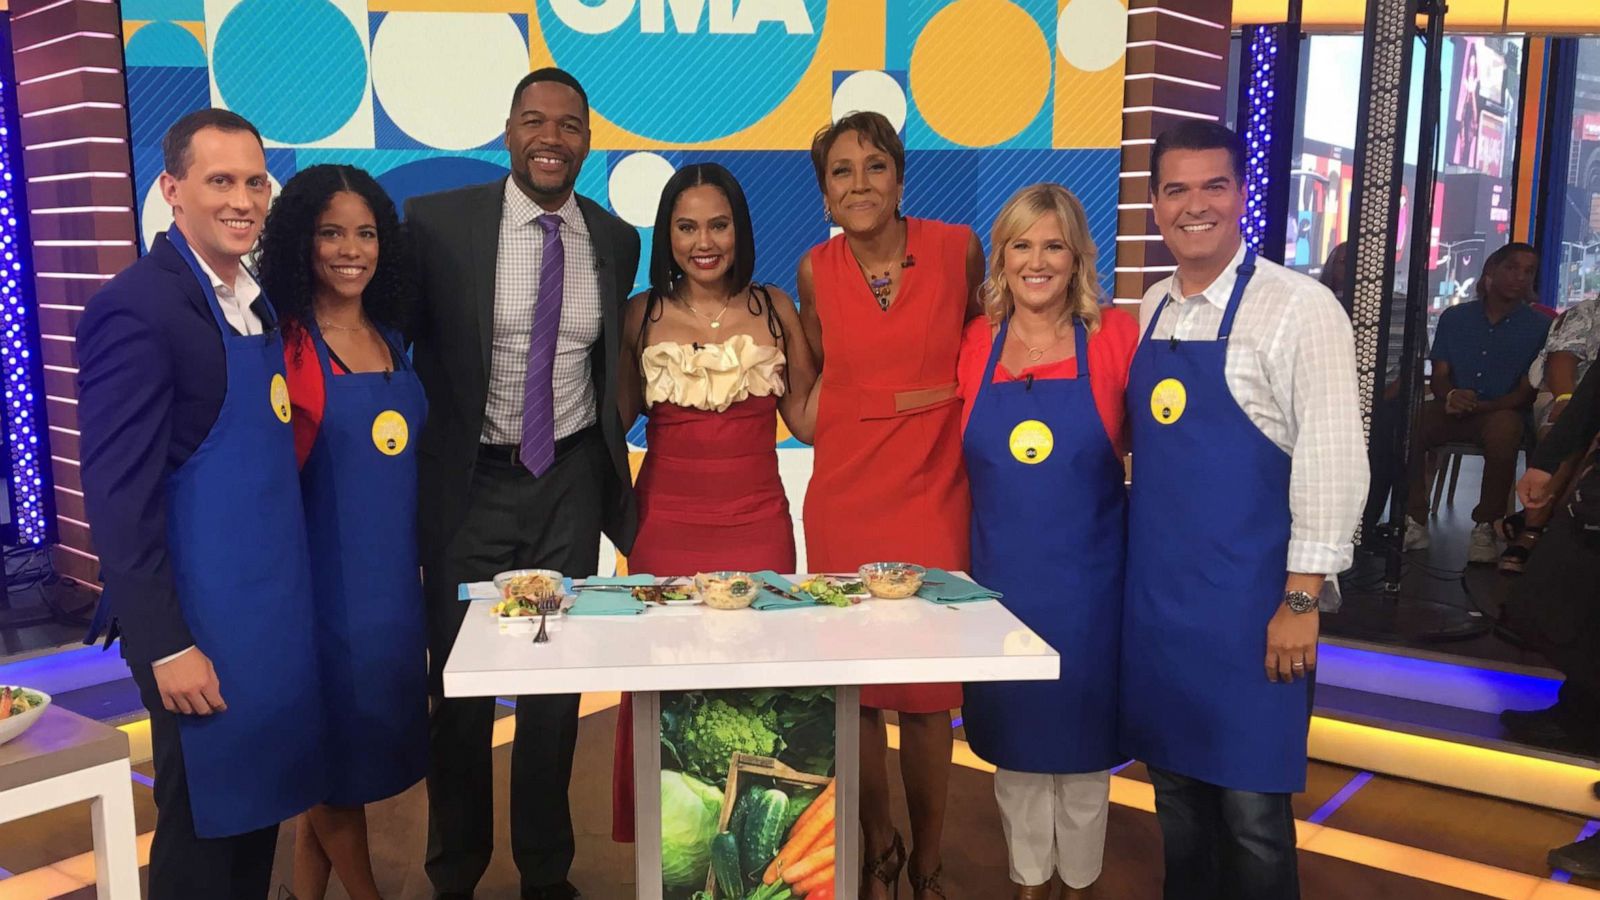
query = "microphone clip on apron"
xmin=1120 ymin=253 xmax=1311 ymax=794
xmin=961 ymin=318 xmax=1126 ymax=773
xmin=161 ymin=227 xmax=326 ymax=836
xmin=301 ymin=322 xmax=429 ymax=806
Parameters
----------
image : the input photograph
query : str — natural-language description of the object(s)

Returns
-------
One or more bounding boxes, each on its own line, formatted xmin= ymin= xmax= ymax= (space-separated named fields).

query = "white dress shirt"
xmin=481 ymin=181 xmax=602 ymax=444
xmin=190 ymin=247 xmax=263 ymax=336
xmin=154 ymin=248 xmax=262 ymax=669
xmin=1140 ymin=241 xmax=1369 ymax=583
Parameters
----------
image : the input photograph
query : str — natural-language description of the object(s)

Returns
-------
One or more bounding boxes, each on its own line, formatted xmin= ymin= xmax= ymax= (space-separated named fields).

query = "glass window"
xmin=1285 ymin=34 xmax=1525 ymax=339
xmin=1557 ymin=39 xmax=1600 ymax=311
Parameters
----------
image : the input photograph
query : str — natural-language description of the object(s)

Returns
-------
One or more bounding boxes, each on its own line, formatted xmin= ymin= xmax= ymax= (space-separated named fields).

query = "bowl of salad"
xmin=0 ymin=686 xmax=51 ymax=747
xmin=692 ymin=571 xmax=758 ymax=610
xmin=858 ymin=562 xmax=926 ymax=599
xmin=491 ymin=569 xmax=565 ymax=619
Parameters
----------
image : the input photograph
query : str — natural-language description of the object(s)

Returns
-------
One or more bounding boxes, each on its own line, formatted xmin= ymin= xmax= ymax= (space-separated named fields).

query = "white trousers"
xmin=993 ymin=767 xmax=1112 ymax=888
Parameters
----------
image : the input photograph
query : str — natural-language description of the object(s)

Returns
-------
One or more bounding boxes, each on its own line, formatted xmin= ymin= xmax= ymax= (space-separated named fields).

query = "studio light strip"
xmin=1240 ymin=25 xmax=1279 ymax=254
xmin=0 ymin=58 xmax=49 ymax=544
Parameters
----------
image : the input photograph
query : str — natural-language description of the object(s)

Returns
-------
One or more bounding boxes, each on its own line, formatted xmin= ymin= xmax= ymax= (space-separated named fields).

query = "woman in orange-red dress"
xmin=795 ymin=111 xmax=984 ymax=900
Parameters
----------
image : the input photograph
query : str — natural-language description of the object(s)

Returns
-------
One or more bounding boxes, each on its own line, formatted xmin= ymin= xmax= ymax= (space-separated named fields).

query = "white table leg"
xmin=835 ymin=685 xmax=860 ymax=900
xmin=633 ymin=691 xmax=663 ymax=900
xmin=89 ymin=759 xmax=140 ymax=899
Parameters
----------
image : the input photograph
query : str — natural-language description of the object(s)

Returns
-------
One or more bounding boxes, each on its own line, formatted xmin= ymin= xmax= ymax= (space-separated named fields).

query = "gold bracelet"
xmin=1554 ymin=393 xmax=1573 ymax=402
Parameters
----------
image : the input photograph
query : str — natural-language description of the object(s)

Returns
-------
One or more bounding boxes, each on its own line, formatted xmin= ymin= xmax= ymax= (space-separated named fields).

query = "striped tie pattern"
xmin=520 ymin=213 xmax=565 ymax=476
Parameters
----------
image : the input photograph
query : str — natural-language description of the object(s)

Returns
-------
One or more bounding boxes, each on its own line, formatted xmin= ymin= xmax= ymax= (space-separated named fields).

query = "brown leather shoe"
xmin=1014 ymin=882 xmax=1053 ymax=900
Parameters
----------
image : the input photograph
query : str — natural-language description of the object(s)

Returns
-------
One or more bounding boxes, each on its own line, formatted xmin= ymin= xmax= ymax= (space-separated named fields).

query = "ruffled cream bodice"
xmin=641 ymin=333 xmax=786 ymax=413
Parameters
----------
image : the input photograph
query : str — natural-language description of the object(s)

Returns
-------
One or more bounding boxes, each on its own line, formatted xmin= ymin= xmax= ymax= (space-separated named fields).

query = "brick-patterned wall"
xmin=12 ymin=0 xmax=137 ymax=587
xmin=1115 ymin=0 xmax=1234 ymax=305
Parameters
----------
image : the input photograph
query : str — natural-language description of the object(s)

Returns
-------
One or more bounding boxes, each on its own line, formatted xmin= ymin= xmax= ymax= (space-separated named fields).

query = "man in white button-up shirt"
xmin=1121 ymin=121 xmax=1367 ymax=900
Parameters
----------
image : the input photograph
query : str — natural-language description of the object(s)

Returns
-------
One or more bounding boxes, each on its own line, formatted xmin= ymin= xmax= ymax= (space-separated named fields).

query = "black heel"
xmin=863 ymin=830 xmax=906 ymax=899
xmin=910 ymin=865 xmax=948 ymax=899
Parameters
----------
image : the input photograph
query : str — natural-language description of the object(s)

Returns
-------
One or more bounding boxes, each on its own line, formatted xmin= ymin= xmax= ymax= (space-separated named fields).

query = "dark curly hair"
xmin=255 ymin=164 xmax=414 ymax=349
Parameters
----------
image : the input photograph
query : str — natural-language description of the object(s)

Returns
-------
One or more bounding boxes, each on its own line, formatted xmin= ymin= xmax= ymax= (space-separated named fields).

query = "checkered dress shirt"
xmin=481 ymin=180 xmax=602 ymax=444
xmin=1139 ymin=241 xmax=1370 ymax=582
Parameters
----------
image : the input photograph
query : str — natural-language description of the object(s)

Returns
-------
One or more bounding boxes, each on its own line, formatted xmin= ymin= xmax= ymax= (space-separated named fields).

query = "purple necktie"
xmin=520 ymin=213 xmax=564 ymax=476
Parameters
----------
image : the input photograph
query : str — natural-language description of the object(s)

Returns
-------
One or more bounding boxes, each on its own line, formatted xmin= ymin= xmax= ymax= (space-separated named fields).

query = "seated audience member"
xmin=1404 ymin=242 xmax=1550 ymax=563
xmin=1500 ymin=296 xmax=1600 ymax=572
xmin=1500 ymin=361 xmax=1600 ymax=799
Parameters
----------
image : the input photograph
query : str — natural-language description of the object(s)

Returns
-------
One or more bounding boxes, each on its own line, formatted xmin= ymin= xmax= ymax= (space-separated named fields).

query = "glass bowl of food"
xmin=492 ymin=569 xmax=564 ymax=618
xmin=0 ymin=686 xmax=51 ymax=747
xmin=692 ymin=571 xmax=759 ymax=610
xmin=858 ymin=562 xmax=926 ymax=599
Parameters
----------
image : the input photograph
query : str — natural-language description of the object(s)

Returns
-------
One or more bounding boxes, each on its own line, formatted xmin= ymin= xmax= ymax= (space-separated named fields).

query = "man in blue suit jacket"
xmin=78 ymin=108 xmax=323 ymax=899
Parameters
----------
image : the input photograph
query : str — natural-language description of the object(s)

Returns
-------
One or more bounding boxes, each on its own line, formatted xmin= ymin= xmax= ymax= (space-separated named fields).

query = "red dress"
xmin=805 ymin=217 xmax=972 ymax=713
xmin=612 ymin=337 xmax=796 ymax=842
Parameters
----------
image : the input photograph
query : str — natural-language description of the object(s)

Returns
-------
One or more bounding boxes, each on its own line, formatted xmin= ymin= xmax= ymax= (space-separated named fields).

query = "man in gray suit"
xmin=405 ymin=67 xmax=640 ymax=900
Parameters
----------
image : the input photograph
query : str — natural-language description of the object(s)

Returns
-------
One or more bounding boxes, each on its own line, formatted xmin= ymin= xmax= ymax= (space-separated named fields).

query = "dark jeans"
xmin=130 ymin=664 xmax=279 ymax=900
xmin=423 ymin=432 xmax=605 ymax=897
xmin=1148 ymin=766 xmax=1300 ymax=900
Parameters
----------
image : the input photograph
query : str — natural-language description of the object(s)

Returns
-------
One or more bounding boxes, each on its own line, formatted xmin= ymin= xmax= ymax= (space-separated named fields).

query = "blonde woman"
xmin=955 ymin=183 xmax=1138 ymax=899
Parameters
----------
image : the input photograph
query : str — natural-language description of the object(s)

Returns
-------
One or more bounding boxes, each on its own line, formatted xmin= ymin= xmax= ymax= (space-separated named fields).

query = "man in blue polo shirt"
xmin=1406 ymin=242 xmax=1550 ymax=562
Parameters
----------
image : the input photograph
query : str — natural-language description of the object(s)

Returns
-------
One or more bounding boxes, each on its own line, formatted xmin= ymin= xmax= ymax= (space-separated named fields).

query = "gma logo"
xmin=548 ymin=0 xmax=814 ymax=35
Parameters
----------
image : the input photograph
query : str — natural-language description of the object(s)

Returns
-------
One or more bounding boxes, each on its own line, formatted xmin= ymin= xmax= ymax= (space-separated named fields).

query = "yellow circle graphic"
xmin=1150 ymin=378 xmax=1187 ymax=425
xmin=371 ymin=410 xmax=409 ymax=456
xmin=909 ymin=0 xmax=1052 ymax=147
xmin=1008 ymin=419 xmax=1054 ymax=465
xmin=269 ymin=374 xmax=291 ymax=424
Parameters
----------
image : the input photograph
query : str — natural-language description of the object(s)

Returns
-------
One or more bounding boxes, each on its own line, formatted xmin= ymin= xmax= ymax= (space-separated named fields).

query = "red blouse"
xmin=956 ymin=307 xmax=1139 ymax=457
xmin=283 ymin=328 xmax=349 ymax=468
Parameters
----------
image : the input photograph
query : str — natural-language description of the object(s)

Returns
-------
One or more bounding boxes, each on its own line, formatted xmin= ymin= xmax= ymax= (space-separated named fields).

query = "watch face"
xmin=1286 ymin=591 xmax=1317 ymax=613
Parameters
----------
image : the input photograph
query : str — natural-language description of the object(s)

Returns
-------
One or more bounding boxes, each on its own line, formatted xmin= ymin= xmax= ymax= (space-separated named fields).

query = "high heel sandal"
xmin=910 ymin=865 xmax=949 ymax=899
xmin=863 ymin=831 xmax=907 ymax=899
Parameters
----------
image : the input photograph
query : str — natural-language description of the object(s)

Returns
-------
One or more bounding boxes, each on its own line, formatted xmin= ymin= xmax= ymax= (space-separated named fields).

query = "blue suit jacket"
xmin=77 ymin=232 xmax=235 ymax=664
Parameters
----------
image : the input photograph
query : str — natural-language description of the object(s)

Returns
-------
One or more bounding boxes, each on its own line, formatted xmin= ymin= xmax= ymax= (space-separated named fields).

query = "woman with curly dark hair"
xmin=256 ymin=163 xmax=425 ymax=900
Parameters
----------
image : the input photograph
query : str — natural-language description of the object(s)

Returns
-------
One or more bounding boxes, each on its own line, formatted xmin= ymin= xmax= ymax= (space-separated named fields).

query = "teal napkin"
xmin=578 ymin=574 xmax=656 ymax=586
xmin=750 ymin=571 xmax=817 ymax=611
xmin=566 ymin=591 xmax=648 ymax=616
xmin=916 ymin=569 xmax=1003 ymax=604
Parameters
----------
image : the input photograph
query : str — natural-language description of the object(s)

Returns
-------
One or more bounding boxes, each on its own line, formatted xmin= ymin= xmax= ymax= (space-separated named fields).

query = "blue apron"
xmin=301 ymin=322 xmax=429 ymax=806
xmin=162 ymin=227 xmax=327 ymax=836
xmin=961 ymin=318 xmax=1126 ymax=773
xmin=1119 ymin=253 xmax=1311 ymax=794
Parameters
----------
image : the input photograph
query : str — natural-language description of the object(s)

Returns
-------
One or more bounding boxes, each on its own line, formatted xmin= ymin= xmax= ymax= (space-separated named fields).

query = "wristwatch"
xmin=1283 ymin=589 xmax=1318 ymax=614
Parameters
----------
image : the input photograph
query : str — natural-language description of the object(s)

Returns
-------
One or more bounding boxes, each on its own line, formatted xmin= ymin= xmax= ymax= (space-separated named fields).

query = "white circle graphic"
xmin=371 ymin=13 xmax=528 ymax=150
xmin=608 ymin=152 xmax=677 ymax=228
xmin=832 ymin=70 xmax=908 ymax=132
xmin=1058 ymin=0 xmax=1128 ymax=73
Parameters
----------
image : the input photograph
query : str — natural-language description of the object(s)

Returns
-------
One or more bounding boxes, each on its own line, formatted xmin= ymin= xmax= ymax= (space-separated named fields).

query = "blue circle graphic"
xmin=212 ymin=0 xmax=367 ymax=144
xmin=125 ymin=22 xmax=207 ymax=68
xmin=538 ymin=0 xmax=827 ymax=143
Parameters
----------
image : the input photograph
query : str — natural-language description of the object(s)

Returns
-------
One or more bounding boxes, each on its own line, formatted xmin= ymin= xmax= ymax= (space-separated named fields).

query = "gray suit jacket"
xmin=404 ymin=178 xmax=640 ymax=560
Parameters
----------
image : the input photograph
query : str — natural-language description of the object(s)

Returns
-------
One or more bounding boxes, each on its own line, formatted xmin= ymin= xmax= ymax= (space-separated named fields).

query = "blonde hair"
xmin=983 ymin=183 xmax=1102 ymax=333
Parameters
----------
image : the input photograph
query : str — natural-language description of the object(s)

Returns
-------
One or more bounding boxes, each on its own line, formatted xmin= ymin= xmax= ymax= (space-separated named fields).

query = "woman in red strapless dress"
xmin=796 ymin=112 xmax=984 ymax=900
xmin=610 ymin=163 xmax=817 ymax=843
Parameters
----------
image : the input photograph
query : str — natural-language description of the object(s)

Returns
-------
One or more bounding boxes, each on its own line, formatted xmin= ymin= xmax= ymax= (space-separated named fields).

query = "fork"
xmin=533 ymin=610 xmax=550 ymax=644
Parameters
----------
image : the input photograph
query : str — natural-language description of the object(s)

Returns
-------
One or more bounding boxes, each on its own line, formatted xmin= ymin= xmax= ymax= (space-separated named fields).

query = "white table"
xmin=0 ymin=707 xmax=139 ymax=899
xmin=445 ymin=585 xmax=1059 ymax=900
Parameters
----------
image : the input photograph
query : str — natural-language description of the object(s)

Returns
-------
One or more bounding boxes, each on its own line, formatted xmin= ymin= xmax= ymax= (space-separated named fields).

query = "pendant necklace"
xmin=686 ymin=294 xmax=733 ymax=330
xmin=1013 ymin=324 xmax=1067 ymax=362
xmin=319 ymin=317 xmax=368 ymax=334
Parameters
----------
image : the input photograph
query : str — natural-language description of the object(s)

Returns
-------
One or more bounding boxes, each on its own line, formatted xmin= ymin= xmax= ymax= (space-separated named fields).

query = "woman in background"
xmin=611 ymin=162 xmax=817 ymax=842
xmin=957 ymin=184 xmax=1137 ymax=899
xmin=796 ymin=111 xmax=984 ymax=900
xmin=257 ymin=164 xmax=426 ymax=900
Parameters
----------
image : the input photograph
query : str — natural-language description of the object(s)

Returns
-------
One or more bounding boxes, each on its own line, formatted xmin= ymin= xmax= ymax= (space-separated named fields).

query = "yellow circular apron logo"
xmin=1008 ymin=420 xmax=1054 ymax=465
xmin=1150 ymin=378 xmax=1187 ymax=425
xmin=269 ymin=374 xmax=291 ymax=424
xmin=372 ymin=410 xmax=409 ymax=456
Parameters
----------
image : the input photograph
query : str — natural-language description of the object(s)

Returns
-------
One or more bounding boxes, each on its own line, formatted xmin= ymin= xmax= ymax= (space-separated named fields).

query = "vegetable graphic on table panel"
xmin=662 ymin=688 xmax=837 ymax=899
